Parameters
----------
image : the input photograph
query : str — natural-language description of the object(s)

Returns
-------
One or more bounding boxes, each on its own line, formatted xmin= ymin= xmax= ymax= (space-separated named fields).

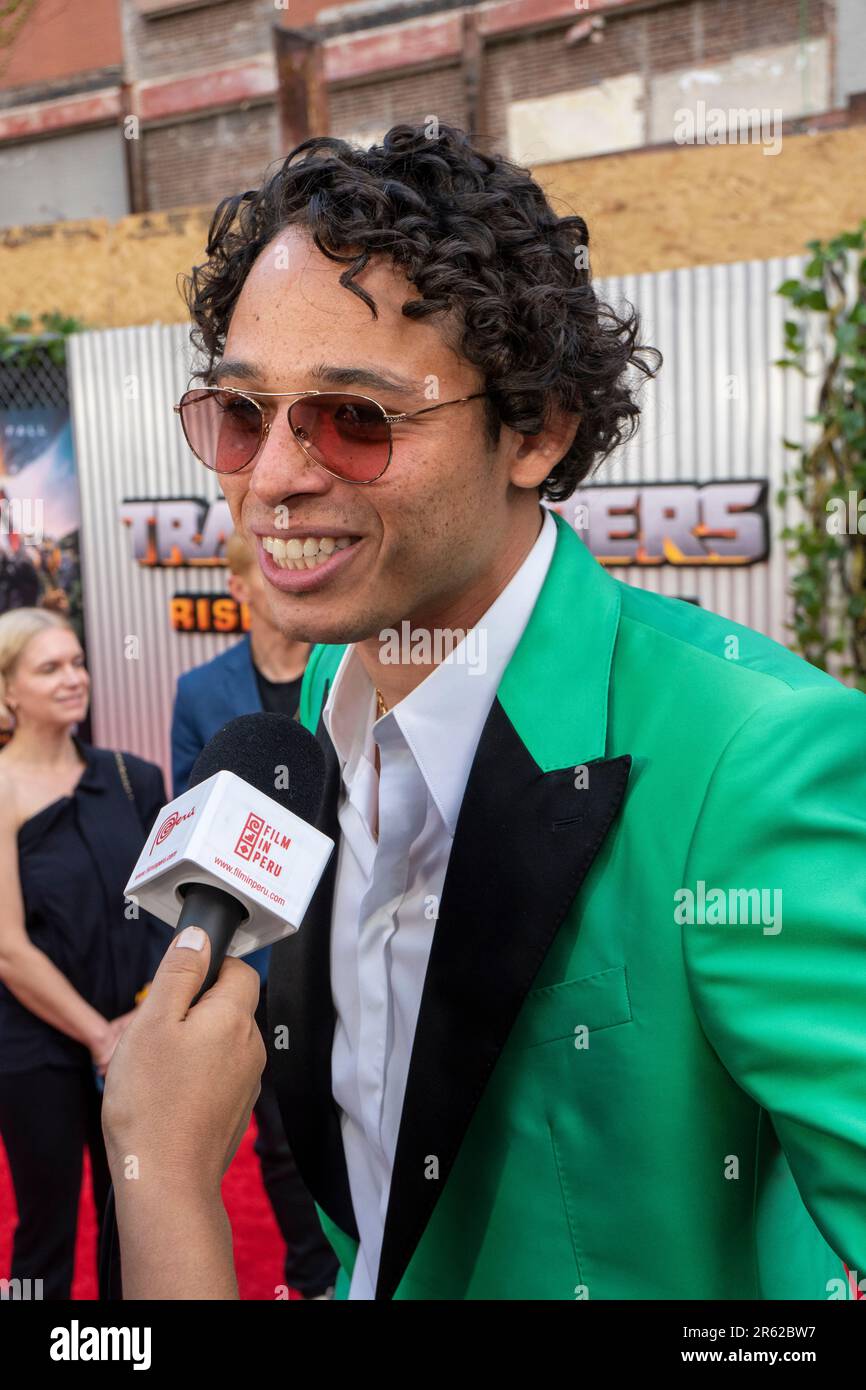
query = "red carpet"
xmin=6 ymin=1123 xmax=861 ymax=1301
xmin=0 ymin=1120 xmax=303 ymax=1300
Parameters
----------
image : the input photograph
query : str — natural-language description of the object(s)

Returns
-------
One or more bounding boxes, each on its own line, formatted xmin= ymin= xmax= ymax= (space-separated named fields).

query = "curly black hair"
xmin=183 ymin=122 xmax=661 ymax=502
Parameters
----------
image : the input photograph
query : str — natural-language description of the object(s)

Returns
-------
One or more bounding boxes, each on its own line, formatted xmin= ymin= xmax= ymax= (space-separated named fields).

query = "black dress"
xmin=0 ymin=735 xmax=172 ymax=1298
xmin=0 ymin=734 xmax=172 ymax=1071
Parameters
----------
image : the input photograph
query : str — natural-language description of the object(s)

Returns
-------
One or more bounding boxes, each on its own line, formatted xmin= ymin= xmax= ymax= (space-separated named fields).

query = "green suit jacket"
xmin=267 ymin=509 xmax=866 ymax=1300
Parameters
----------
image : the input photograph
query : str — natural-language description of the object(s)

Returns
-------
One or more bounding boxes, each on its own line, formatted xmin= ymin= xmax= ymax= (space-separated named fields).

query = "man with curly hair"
xmin=104 ymin=124 xmax=866 ymax=1302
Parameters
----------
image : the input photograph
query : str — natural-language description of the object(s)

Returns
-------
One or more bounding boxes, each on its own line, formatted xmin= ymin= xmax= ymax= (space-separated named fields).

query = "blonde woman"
xmin=0 ymin=608 xmax=171 ymax=1299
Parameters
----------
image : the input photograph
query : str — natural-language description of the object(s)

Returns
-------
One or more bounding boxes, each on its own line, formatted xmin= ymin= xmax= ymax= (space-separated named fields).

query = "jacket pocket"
xmin=508 ymin=965 xmax=632 ymax=1050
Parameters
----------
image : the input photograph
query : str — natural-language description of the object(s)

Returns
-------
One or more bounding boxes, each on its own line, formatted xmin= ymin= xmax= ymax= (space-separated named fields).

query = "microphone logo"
xmin=152 ymin=806 xmax=195 ymax=849
xmin=235 ymin=812 xmax=265 ymax=859
xmin=233 ymin=810 xmax=291 ymax=879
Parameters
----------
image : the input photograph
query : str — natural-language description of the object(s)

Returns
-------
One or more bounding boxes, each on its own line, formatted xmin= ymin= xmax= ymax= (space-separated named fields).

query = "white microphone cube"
xmin=124 ymin=770 xmax=334 ymax=958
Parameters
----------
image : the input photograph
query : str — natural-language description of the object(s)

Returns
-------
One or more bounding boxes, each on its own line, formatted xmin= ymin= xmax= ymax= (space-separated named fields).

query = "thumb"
xmin=146 ymin=925 xmax=213 ymax=1022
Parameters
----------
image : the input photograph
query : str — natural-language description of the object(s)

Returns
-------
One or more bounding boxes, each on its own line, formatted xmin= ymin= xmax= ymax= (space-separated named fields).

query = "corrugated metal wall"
xmin=69 ymin=323 xmax=224 ymax=785
xmin=67 ymin=253 xmax=814 ymax=785
xmin=591 ymin=256 xmax=809 ymax=640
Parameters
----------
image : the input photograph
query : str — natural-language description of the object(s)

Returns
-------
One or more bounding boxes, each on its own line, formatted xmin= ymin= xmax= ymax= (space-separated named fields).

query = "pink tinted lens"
xmin=180 ymin=389 xmax=262 ymax=472
xmin=288 ymin=394 xmax=390 ymax=481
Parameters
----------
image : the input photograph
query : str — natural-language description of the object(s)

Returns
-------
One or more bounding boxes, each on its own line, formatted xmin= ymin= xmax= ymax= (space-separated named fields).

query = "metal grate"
xmin=0 ymin=344 xmax=69 ymax=409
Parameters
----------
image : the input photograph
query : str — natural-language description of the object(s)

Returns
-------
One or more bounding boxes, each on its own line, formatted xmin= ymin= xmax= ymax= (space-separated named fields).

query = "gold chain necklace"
xmin=375 ymin=687 xmax=389 ymax=719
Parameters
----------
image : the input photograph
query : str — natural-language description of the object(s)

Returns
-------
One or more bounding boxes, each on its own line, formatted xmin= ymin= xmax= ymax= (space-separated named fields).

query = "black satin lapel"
xmin=375 ymin=697 xmax=631 ymax=1300
xmin=266 ymin=701 xmax=358 ymax=1240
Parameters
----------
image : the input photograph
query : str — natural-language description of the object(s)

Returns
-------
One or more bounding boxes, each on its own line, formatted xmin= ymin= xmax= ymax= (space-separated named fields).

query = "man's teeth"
xmin=262 ymin=535 xmax=356 ymax=570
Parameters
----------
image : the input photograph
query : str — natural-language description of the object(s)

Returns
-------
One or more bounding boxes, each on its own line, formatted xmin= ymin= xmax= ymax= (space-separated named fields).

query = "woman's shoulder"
xmin=0 ymin=755 xmax=20 ymax=827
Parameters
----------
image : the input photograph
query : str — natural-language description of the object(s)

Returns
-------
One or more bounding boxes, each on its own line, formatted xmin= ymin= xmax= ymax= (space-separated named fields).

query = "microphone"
xmin=124 ymin=713 xmax=334 ymax=1004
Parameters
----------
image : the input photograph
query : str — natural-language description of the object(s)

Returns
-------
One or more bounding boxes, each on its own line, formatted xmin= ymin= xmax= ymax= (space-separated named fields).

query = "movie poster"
xmin=0 ymin=403 xmax=87 ymax=746
xmin=0 ymin=405 xmax=83 ymax=634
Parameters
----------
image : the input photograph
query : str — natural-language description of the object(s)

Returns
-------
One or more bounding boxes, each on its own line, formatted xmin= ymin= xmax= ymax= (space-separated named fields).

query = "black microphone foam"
xmin=188 ymin=711 xmax=326 ymax=826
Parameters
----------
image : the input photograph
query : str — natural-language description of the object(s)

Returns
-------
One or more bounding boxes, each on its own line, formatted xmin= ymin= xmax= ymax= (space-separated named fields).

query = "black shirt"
xmin=0 ymin=736 xmax=172 ymax=1072
xmin=253 ymin=665 xmax=304 ymax=720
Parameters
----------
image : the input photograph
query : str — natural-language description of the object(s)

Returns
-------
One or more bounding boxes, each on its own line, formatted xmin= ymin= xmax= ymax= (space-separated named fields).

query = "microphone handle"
xmin=173 ymin=882 xmax=248 ymax=1005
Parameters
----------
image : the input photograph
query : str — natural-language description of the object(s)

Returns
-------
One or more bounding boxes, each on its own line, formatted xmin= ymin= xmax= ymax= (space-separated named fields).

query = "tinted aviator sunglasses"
xmin=173 ymin=384 xmax=489 ymax=484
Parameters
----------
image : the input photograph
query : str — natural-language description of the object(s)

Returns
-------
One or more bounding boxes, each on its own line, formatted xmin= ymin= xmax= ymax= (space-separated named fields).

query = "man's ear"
xmin=508 ymin=407 xmax=581 ymax=491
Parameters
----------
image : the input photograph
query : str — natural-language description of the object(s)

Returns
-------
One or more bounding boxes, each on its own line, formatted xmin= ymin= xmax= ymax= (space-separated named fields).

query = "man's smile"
xmin=256 ymin=531 xmax=366 ymax=591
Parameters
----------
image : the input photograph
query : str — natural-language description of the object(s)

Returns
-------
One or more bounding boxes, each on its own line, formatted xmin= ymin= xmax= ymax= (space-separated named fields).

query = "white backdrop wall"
xmin=67 ymin=253 xmax=813 ymax=786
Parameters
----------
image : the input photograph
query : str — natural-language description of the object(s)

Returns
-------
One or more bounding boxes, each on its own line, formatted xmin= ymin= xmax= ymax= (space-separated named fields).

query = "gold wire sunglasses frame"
xmin=173 ymin=384 xmax=490 ymax=484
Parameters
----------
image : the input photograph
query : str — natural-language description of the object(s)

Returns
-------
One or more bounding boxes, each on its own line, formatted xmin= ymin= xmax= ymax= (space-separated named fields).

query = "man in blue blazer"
xmin=172 ymin=632 xmax=262 ymax=794
xmin=171 ymin=534 xmax=309 ymax=800
xmin=170 ymin=533 xmax=337 ymax=1299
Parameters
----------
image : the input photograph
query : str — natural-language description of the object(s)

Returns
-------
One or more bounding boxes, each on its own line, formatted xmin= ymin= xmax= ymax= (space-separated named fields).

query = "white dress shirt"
xmin=322 ymin=506 xmax=557 ymax=1298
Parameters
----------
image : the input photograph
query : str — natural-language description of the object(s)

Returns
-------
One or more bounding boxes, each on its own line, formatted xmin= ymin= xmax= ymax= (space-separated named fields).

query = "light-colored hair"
xmin=225 ymin=531 xmax=256 ymax=578
xmin=0 ymin=607 xmax=74 ymax=725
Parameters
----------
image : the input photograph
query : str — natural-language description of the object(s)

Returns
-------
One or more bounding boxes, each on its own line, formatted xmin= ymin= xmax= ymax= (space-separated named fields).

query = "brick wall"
xmin=329 ymin=64 xmax=468 ymax=144
xmin=693 ymin=0 xmax=827 ymax=59
xmin=1 ymin=0 xmax=841 ymax=225
xmin=142 ymin=104 xmax=280 ymax=210
xmin=483 ymin=19 xmax=644 ymax=151
xmin=133 ymin=0 xmax=837 ymax=212
xmin=121 ymin=0 xmax=272 ymax=81
xmin=511 ymin=0 xmax=826 ymax=150
xmin=328 ymin=0 xmax=833 ymax=153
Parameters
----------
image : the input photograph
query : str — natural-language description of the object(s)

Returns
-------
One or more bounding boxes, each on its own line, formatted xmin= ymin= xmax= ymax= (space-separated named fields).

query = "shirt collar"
xmin=323 ymin=507 xmax=557 ymax=836
xmin=322 ymin=646 xmax=378 ymax=797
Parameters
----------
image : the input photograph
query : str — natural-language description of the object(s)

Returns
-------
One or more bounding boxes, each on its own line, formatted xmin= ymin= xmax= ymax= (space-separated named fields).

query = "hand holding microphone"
xmin=100 ymin=713 xmax=334 ymax=1298
xmin=126 ymin=711 xmax=332 ymax=1004
xmin=101 ymin=925 xmax=265 ymax=1299
xmin=102 ymin=924 xmax=266 ymax=1199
